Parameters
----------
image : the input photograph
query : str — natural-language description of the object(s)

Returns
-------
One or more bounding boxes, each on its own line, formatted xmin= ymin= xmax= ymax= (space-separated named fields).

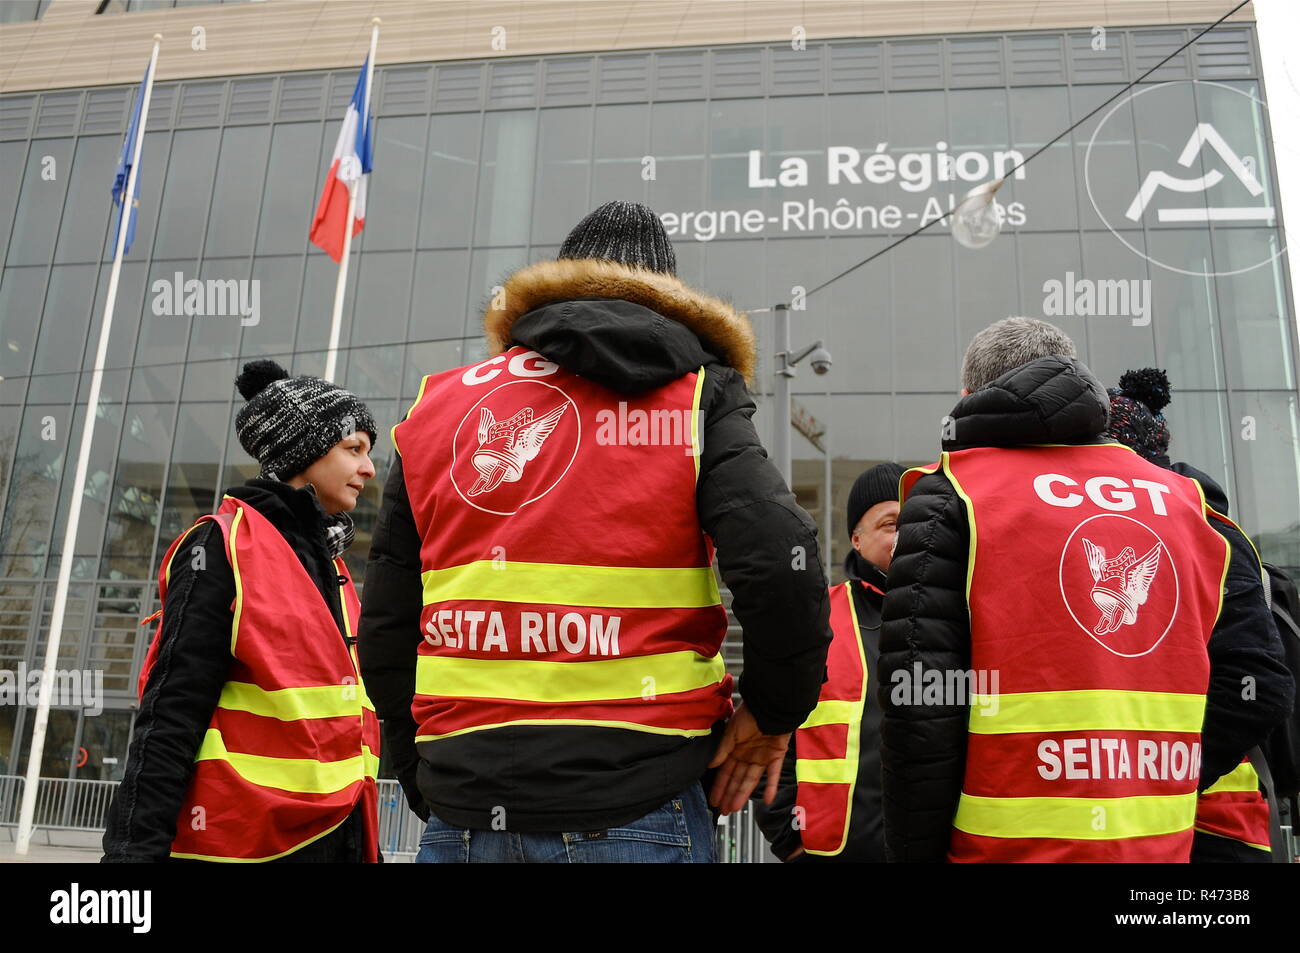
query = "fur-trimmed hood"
xmin=483 ymin=259 xmax=757 ymax=386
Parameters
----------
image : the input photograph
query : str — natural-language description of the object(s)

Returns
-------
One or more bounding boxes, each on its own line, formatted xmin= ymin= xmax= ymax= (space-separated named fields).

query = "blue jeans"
xmin=415 ymin=783 xmax=716 ymax=863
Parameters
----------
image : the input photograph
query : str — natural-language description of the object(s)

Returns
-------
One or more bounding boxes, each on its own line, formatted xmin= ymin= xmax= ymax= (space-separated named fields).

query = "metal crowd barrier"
xmin=715 ymin=801 xmax=776 ymax=863
xmin=31 ymin=777 xmax=119 ymax=835
xmin=375 ymin=779 xmax=424 ymax=859
xmin=0 ymin=775 xmax=24 ymax=831
xmin=0 ymin=775 xmax=119 ymax=842
xmin=1 ymin=774 xmax=773 ymax=861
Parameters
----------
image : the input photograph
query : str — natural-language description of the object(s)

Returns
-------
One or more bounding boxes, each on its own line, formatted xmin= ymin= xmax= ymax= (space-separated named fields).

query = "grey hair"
xmin=960 ymin=317 xmax=1077 ymax=392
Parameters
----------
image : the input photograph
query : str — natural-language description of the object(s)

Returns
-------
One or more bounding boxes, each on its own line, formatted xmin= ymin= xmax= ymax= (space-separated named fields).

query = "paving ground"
xmin=0 ymin=830 xmax=103 ymax=863
xmin=0 ymin=833 xmax=423 ymax=863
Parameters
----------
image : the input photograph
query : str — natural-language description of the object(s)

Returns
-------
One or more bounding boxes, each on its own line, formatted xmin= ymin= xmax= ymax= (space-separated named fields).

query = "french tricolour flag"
xmin=310 ymin=59 xmax=374 ymax=262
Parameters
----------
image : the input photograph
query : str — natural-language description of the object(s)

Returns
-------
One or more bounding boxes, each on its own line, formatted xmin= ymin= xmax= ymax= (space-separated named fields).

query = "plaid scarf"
xmin=322 ymin=511 xmax=355 ymax=561
xmin=285 ymin=479 xmax=356 ymax=560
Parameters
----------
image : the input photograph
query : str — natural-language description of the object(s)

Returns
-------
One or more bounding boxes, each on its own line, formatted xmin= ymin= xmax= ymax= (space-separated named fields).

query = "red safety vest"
xmin=139 ymin=497 xmax=380 ymax=862
xmin=1195 ymin=758 xmax=1271 ymax=853
xmin=1192 ymin=510 xmax=1272 ymax=855
xmin=393 ymin=345 xmax=732 ymax=745
xmin=901 ymin=444 xmax=1229 ymax=862
xmin=795 ymin=581 xmax=868 ymax=855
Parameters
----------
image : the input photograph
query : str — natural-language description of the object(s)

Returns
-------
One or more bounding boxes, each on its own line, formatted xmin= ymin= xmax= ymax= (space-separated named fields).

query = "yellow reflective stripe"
xmin=967 ymin=690 xmax=1206 ymax=734
xmin=163 ymin=520 xmax=208 ymax=591
xmin=796 ymin=757 xmax=855 ymax=784
xmin=421 ymin=561 xmax=722 ymax=609
xmin=803 ymin=581 xmax=867 ymax=857
xmin=691 ymin=366 xmax=705 ymax=482
xmin=1193 ymin=826 xmax=1271 ymax=852
xmin=954 ymin=792 xmax=1197 ymax=840
xmin=941 ymin=453 xmax=978 ymax=603
xmin=336 ymin=560 xmax=355 ymax=641
xmin=800 ymin=698 xmax=859 ymax=728
xmin=195 ymin=729 xmax=378 ymax=793
xmin=227 ymin=504 xmax=246 ymax=656
xmin=1187 ymin=481 xmax=1233 ymax=630
xmin=335 ymin=562 xmax=375 ymax=712
xmin=392 ymin=374 xmax=432 ymax=457
xmin=348 ymin=648 xmax=375 ymax=711
xmin=417 ymin=718 xmax=715 ymax=742
xmin=359 ymin=673 xmax=374 ymax=712
xmin=1211 ymin=523 xmax=1231 ymax=629
xmin=1203 ymin=761 xmax=1260 ymax=795
xmin=170 ymin=811 xmax=354 ymax=863
xmin=1216 ymin=514 xmax=1266 ymax=572
xmin=1025 ymin=442 xmax=1137 ymax=453
xmin=415 ymin=651 xmax=725 ymax=703
xmin=899 ymin=462 xmax=940 ymax=503
xmin=218 ymin=681 xmax=373 ymax=721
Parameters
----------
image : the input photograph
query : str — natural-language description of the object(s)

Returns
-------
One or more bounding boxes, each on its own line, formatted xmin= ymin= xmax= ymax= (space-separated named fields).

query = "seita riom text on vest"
xmin=1038 ymin=738 xmax=1201 ymax=781
xmin=424 ymin=609 xmax=621 ymax=656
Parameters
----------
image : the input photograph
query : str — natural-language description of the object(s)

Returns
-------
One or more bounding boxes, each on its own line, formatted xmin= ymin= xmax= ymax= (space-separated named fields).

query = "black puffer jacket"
xmin=1169 ymin=462 xmax=1295 ymax=863
xmin=755 ymin=550 xmax=887 ymax=862
xmin=102 ymin=479 xmax=370 ymax=863
xmin=1168 ymin=462 xmax=1294 ymax=793
xmin=359 ymin=259 xmax=832 ymax=833
xmin=878 ymin=356 xmax=1294 ymax=862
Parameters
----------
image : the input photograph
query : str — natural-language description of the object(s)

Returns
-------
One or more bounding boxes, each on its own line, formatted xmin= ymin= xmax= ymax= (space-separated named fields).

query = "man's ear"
xmin=960 ymin=388 xmax=970 ymax=396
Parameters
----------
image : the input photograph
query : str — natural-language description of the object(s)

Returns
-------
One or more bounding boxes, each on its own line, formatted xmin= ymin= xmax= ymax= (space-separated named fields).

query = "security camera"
xmin=810 ymin=347 xmax=833 ymax=376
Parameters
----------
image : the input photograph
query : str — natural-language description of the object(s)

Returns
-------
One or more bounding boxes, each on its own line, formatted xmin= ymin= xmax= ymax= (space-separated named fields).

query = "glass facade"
xmin=0 ymin=24 xmax=1296 ymax=773
xmin=0 ymin=0 xmax=52 ymax=25
xmin=101 ymin=0 xmax=257 ymax=14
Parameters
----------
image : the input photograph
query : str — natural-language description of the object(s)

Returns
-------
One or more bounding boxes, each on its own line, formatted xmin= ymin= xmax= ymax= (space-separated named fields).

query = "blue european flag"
xmin=110 ymin=57 xmax=152 ymax=255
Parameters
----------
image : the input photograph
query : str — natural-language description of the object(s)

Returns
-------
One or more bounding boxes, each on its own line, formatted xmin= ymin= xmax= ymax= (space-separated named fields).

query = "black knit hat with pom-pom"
xmin=233 ymin=360 xmax=378 ymax=480
xmin=1105 ymin=367 xmax=1172 ymax=463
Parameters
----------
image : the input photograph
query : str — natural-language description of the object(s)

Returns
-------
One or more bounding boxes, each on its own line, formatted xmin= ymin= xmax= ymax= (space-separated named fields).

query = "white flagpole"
xmin=15 ymin=34 xmax=163 ymax=856
xmin=323 ymin=18 xmax=380 ymax=384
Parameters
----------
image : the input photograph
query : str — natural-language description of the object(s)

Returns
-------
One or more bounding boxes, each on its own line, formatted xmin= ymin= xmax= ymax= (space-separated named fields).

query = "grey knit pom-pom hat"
xmin=557 ymin=200 xmax=677 ymax=275
xmin=234 ymin=360 xmax=378 ymax=480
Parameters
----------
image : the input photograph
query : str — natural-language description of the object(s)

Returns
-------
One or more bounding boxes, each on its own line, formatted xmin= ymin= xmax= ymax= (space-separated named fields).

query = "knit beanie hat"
xmin=847 ymin=462 xmax=906 ymax=537
xmin=1105 ymin=368 xmax=1172 ymax=463
xmin=558 ymin=200 xmax=677 ymax=275
xmin=234 ymin=360 xmax=378 ymax=480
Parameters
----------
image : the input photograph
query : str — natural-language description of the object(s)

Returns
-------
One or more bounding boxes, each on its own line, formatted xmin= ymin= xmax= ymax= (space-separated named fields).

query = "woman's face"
xmin=291 ymin=432 xmax=376 ymax=514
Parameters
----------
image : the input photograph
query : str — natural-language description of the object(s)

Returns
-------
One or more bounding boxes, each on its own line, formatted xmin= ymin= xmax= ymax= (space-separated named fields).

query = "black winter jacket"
xmin=755 ymin=550 xmax=887 ymax=862
xmin=358 ymin=258 xmax=832 ymax=833
xmin=1168 ymin=462 xmax=1294 ymax=791
xmin=1170 ymin=462 xmax=1295 ymax=863
xmin=877 ymin=356 xmax=1294 ymax=862
xmin=102 ymin=479 xmax=369 ymax=863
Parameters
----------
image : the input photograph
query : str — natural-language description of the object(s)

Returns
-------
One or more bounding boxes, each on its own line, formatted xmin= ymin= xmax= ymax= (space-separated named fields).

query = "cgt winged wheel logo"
xmin=1082 ymin=538 xmax=1163 ymax=636
xmin=468 ymin=404 xmax=568 ymax=496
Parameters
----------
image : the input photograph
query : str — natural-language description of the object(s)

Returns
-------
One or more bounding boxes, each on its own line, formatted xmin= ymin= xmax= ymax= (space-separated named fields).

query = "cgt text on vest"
xmin=1034 ymin=473 xmax=1173 ymax=515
